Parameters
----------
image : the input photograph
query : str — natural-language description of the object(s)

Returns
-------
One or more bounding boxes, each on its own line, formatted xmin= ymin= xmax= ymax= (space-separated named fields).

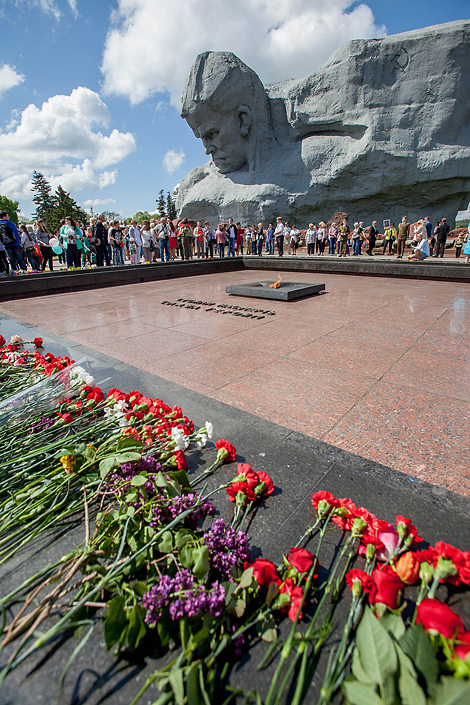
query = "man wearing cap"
xmin=435 ymin=218 xmax=450 ymax=258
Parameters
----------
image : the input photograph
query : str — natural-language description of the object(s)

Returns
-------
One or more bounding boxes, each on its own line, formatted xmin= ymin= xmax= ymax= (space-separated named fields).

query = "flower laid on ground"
xmin=0 ymin=337 xmax=469 ymax=705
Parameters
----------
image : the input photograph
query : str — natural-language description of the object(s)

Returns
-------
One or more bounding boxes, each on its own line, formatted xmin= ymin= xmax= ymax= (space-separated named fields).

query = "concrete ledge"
xmin=241 ymin=255 xmax=470 ymax=282
xmin=0 ymin=259 xmax=244 ymax=301
xmin=1 ymin=255 xmax=468 ymax=301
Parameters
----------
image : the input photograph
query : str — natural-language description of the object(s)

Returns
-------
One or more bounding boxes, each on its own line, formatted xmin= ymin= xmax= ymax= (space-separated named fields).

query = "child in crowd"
xmin=129 ymin=238 xmax=138 ymax=265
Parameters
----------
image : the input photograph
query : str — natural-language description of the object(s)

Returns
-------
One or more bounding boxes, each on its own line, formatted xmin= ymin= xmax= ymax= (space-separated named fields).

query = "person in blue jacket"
xmin=0 ymin=211 xmax=26 ymax=271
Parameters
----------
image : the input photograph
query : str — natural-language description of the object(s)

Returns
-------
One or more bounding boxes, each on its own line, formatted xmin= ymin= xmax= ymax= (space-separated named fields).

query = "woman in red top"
xmin=194 ymin=221 xmax=205 ymax=258
xmin=236 ymin=222 xmax=244 ymax=255
xmin=168 ymin=220 xmax=177 ymax=261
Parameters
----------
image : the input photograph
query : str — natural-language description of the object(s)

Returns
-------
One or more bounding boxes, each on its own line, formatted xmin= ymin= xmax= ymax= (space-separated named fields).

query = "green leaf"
xmin=400 ymin=624 xmax=438 ymax=692
xmin=356 ymin=606 xmax=398 ymax=686
xmin=169 ymin=469 xmax=190 ymax=489
xmin=99 ymin=455 xmax=119 ymax=478
xmin=193 ymin=545 xmax=210 ymax=579
xmin=236 ymin=567 xmax=254 ymax=591
xmin=175 ymin=529 xmax=193 ymax=548
xmin=157 ymin=530 xmax=174 ymax=554
xmin=233 ymin=598 xmax=246 ymax=618
xmin=342 ymin=679 xmax=383 ymax=705
xmin=430 ymin=677 xmax=470 ymax=705
xmin=155 ymin=471 xmax=168 ymax=487
xmin=130 ymin=474 xmax=147 ymax=486
xmin=179 ymin=544 xmax=194 ymax=568
xmin=132 ymin=581 xmax=148 ymax=597
xmin=380 ymin=613 xmax=406 ymax=640
xmin=116 ymin=451 xmax=142 ymax=463
xmin=82 ymin=445 xmax=96 ymax=462
xmin=397 ymin=647 xmax=426 ymax=705
xmin=169 ymin=667 xmax=185 ymax=705
xmin=266 ymin=581 xmax=279 ymax=608
xmin=104 ymin=595 xmax=126 ymax=650
xmin=126 ymin=605 xmax=147 ymax=649
xmin=116 ymin=437 xmax=143 ymax=452
xmin=351 ymin=648 xmax=376 ymax=685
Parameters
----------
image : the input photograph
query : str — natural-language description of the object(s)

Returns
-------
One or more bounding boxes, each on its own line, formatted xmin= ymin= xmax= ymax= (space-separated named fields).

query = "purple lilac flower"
xmin=29 ymin=417 xmax=55 ymax=434
xmin=203 ymin=519 xmax=249 ymax=578
xmin=150 ymin=493 xmax=215 ymax=530
xmin=104 ymin=456 xmax=163 ymax=504
xmin=232 ymin=623 xmax=246 ymax=658
xmin=142 ymin=570 xmax=225 ymax=625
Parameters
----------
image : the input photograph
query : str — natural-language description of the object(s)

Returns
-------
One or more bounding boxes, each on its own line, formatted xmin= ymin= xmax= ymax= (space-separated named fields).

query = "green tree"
xmin=166 ymin=191 xmax=177 ymax=220
xmin=0 ymin=196 xmax=20 ymax=226
xmin=133 ymin=211 xmax=152 ymax=223
xmin=31 ymin=171 xmax=55 ymax=229
xmin=157 ymin=189 xmax=166 ymax=218
xmin=456 ymin=219 xmax=469 ymax=229
xmin=49 ymin=185 xmax=88 ymax=232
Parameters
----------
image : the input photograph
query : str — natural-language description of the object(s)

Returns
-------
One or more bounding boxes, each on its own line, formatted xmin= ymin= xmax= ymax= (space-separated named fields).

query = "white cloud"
xmin=101 ymin=0 xmax=385 ymax=106
xmin=67 ymin=0 xmax=78 ymax=18
xmin=163 ymin=149 xmax=185 ymax=174
xmin=0 ymin=64 xmax=25 ymax=100
xmin=83 ymin=197 xmax=117 ymax=207
xmin=0 ymin=86 xmax=136 ymax=200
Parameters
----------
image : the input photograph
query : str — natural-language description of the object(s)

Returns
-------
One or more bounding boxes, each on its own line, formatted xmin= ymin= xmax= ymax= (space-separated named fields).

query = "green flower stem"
xmin=267 ymin=530 xmax=358 ymax=705
xmin=264 ymin=517 xmax=331 ymax=705
xmin=0 ymin=501 xmax=204 ymax=678
xmin=290 ymin=534 xmax=359 ymax=705
xmin=427 ymin=571 xmax=441 ymax=600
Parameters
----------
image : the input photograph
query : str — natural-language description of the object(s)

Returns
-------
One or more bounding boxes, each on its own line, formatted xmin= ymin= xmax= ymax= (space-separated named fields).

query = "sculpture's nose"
xmin=203 ymin=141 xmax=215 ymax=156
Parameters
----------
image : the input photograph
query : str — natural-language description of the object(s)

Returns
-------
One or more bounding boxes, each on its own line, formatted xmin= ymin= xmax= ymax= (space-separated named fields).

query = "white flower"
xmin=10 ymin=335 xmax=24 ymax=344
xmin=196 ymin=432 xmax=208 ymax=449
xmin=171 ymin=426 xmax=189 ymax=450
xmin=69 ymin=365 xmax=95 ymax=387
xmin=205 ymin=421 xmax=213 ymax=439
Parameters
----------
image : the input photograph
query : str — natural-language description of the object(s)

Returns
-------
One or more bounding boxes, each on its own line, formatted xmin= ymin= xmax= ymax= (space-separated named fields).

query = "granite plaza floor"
xmin=1 ymin=269 xmax=469 ymax=496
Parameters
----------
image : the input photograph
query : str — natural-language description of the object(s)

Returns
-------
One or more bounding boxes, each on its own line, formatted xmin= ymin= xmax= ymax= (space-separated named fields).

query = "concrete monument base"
xmin=226 ymin=280 xmax=325 ymax=301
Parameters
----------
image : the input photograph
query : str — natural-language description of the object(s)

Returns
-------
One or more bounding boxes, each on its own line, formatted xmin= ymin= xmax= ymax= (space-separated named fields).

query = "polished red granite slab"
xmin=1 ymin=270 xmax=468 ymax=495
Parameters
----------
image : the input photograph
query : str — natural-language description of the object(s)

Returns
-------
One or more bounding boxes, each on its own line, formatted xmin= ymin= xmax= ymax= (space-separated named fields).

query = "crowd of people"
xmin=1 ymin=209 xmax=470 ymax=274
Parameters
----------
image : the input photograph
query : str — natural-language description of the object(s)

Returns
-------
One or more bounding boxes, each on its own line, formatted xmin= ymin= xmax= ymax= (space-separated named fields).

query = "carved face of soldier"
xmin=186 ymin=103 xmax=252 ymax=174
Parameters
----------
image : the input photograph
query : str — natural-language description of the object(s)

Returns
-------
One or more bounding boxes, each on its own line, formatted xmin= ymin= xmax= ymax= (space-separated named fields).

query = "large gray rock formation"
xmin=176 ymin=20 xmax=470 ymax=227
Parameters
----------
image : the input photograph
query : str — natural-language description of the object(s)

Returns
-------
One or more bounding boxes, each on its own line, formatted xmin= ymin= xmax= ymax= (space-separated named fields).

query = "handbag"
xmin=149 ymin=239 xmax=155 ymax=252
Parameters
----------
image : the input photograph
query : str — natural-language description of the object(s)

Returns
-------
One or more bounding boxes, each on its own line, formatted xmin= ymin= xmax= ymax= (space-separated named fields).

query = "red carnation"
xmin=395 ymin=515 xmax=423 ymax=544
xmin=33 ymin=337 xmax=43 ymax=348
xmin=311 ymin=491 xmax=340 ymax=509
xmin=369 ymin=566 xmax=403 ymax=609
xmin=346 ymin=569 xmax=373 ymax=594
xmin=236 ymin=463 xmax=260 ymax=489
xmin=416 ymin=599 xmax=463 ymax=639
xmin=287 ymin=547 xmax=316 ymax=574
xmin=227 ymin=481 xmax=256 ymax=504
xmin=174 ymin=450 xmax=187 ymax=471
xmin=255 ymin=471 xmax=274 ymax=498
xmin=56 ymin=412 xmax=73 ymax=424
xmin=280 ymin=578 xmax=305 ymax=621
xmin=245 ymin=557 xmax=281 ymax=588
xmin=0 ymin=335 xmax=5 ymax=347
xmin=215 ymin=439 xmax=237 ymax=463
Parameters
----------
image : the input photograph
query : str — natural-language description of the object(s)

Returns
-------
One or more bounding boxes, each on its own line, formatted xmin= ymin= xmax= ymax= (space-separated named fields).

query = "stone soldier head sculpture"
xmin=181 ymin=51 xmax=275 ymax=174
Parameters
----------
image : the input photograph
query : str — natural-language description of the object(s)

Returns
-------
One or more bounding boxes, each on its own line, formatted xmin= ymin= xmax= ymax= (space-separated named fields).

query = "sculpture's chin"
xmin=212 ymin=158 xmax=247 ymax=174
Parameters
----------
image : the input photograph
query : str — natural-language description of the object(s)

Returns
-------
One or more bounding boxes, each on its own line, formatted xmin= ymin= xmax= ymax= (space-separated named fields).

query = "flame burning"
xmin=269 ymin=274 xmax=282 ymax=289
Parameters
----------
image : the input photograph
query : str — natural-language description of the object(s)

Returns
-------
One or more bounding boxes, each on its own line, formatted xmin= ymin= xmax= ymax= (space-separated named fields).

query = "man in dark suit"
xmin=94 ymin=215 xmax=111 ymax=266
xmin=435 ymin=218 xmax=450 ymax=258
xmin=366 ymin=220 xmax=378 ymax=255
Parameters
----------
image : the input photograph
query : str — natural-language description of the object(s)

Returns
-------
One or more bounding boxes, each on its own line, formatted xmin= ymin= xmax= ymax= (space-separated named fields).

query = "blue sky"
xmin=1 ymin=0 xmax=469 ymax=219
